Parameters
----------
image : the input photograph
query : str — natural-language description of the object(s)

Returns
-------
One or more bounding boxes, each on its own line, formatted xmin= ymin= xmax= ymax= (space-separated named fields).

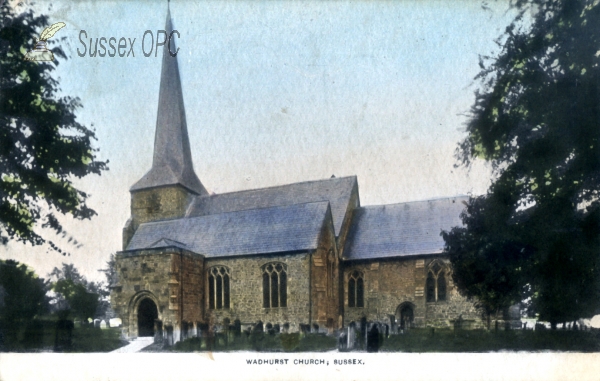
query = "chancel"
xmin=111 ymin=9 xmax=491 ymax=344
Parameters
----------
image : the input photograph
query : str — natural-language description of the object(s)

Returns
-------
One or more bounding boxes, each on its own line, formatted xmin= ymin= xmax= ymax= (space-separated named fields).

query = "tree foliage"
xmin=52 ymin=279 xmax=98 ymax=321
xmin=0 ymin=3 xmax=107 ymax=252
xmin=49 ymin=263 xmax=101 ymax=320
xmin=0 ymin=259 xmax=49 ymax=324
xmin=98 ymin=253 xmax=116 ymax=298
xmin=444 ymin=0 xmax=600 ymax=326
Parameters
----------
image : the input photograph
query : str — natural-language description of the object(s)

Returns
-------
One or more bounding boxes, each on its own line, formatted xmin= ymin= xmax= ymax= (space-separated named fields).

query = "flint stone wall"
xmin=343 ymin=256 xmax=484 ymax=328
xmin=204 ymin=253 xmax=311 ymax=333
xmin=111 ymin=248 xmax=204 ymax=338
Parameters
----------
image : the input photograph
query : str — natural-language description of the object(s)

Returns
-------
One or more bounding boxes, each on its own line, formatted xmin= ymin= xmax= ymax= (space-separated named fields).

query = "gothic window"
xmin=262 ymin=263 xmax=287 ymax=308
xmin=426 ymin=272 xmax=435 ymax=302
xmin=437 ymin=272 xmax=447 ymax=301
xmin=348 ymin=271 xmax=364 ymax=308
xmin=208 ymin=266 xmax=230 ymax=309
xmin=426 ymin=261 xmax=447 ymax=302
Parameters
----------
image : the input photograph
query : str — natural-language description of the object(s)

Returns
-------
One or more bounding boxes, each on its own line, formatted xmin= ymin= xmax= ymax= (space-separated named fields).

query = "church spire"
xmin=131 ymin=7 xmax=207 ymax=195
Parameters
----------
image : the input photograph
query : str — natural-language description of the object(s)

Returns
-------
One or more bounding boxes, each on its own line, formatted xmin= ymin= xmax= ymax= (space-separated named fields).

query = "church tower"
xmin=123 ymin=8 xmax=207 ymax=249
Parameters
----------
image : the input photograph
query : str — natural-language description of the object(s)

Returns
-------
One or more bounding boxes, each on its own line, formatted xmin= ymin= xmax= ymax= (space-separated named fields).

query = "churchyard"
xmin=137 ymin=324 xmax=600 ymax=353
xmin=0 ymin=317 xmax=126 ymax=353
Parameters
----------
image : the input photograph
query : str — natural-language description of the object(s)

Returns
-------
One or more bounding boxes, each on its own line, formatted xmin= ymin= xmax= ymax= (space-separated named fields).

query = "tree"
xmin=52 ymin=279 xmax=98 ymax=321
xmin=444 ymin=0 xmax=600 ymax=327
xmin=98 ymin=253 xmax=116 ymax=298
xmin=0 ymin=3 xmax=108 ymax=252
xmin=0 ymin=260 xmax=49 ymax=343
xmin=48 ymin=263 xmax=100 ymax=320
xmin=442 ymin=196 xmax=534 ymax=329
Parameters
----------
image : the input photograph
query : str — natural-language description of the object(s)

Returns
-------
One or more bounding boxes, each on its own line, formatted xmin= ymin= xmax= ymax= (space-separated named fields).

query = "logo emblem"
xmin=24 ymin=22 xmax=66 ymax=62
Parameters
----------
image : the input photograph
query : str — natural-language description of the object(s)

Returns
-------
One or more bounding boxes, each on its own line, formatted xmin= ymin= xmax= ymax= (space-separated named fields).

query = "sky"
xmin=2 ymin=0 xmax=519 ymax=283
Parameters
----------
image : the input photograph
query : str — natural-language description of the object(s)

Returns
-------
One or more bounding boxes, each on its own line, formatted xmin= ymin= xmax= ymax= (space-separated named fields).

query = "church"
xmin=110 ymin=10 xmax=484 ymax=343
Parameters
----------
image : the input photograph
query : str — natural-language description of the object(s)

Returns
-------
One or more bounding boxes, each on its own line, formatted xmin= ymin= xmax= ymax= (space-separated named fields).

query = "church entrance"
xmin=396 ymin=303 xmax=414 ymax=330
xmin=137 ymin=298 xmax=158 ymax=337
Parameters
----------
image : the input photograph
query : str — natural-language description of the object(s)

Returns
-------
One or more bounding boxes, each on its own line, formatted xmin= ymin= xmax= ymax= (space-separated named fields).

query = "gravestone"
xmin=338 ymin=331 xmax=347 ymax=351
xmin=366 ymin=324 xmax=380 ymax=352
xmin=347 ymin=324 xmax=356 ymax=350
xmin=165 ymin=325 xmax=174 ymax=346
xmin=54 ymin=319 xmax=74 ymax=352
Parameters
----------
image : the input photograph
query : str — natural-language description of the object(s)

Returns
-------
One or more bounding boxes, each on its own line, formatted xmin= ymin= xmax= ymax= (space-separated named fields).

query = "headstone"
xmin=165 ymin=325 xmax=174 ymax=346
xmin=347 ymin=325 xmax=356 ymax=350
xmin=366 ymin=324 xmax=380 ymax=352
xmin=154 ymin=320 xmax=163 ymax=343
xmin=100 ymin=320 xmax=108 ymax=329
xmin=109 ymin=318 xmax=122 ymax=327
xmin=389 ymin=315 xmax=397 ymax=335
xmin=54 ymin=319 xmax=74 ymax=352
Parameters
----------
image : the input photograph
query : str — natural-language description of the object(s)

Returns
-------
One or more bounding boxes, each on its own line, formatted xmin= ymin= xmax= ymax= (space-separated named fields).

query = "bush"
xmin=280 ymin=333 xmax=300 ymax=351
xmin=296 ymin=333 xmax=336 ymax=352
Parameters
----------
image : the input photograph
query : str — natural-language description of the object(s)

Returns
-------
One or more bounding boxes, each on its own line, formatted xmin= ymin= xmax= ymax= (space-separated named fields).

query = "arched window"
xmin=348 ymin=271 xmax=364 ymax=308
xmin=208 ymin=266 xmax=230 ymax=309
xmin=437 ymin=272 xmax=446 ymax=301
xmin=426 ymin=272 xmax=435 ymax=302
xmin=262 ymin=263 xmax=287 ymax=308
xmin=426 ymin=261 xmax=447 ymax=302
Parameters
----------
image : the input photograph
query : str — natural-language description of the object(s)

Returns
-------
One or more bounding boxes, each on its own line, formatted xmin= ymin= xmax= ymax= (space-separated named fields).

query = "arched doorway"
xmin=137 ymin=298 xmax=158 ymax=337
xmin=395 ymin=302 xmax=414 ymax=330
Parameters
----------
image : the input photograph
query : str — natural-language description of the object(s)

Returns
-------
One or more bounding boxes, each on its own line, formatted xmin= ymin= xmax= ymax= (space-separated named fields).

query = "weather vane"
xmin=24 ymin=22 xmax=66 ymax=62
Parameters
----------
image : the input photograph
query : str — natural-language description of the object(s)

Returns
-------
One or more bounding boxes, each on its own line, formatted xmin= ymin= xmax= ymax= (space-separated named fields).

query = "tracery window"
xmin=262 ymin=263 xmax=287 ymax=308
xmin=208 ymin=266 xmax=230 ymax=309
xmin=348 ymin=271 xmax=364 ymax=308
xmin=426 ymin=261 xmax=447 ymax=302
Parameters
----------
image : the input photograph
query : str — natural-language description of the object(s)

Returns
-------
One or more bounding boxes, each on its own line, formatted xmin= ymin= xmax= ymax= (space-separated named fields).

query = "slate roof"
xmin=130 ymin=9 xmax=208 ymax=195
xmin=126 ymin=201 xmax=331 ymax=258
xmin=343 ymin=197 xmax=468 ymax=260
xmin=186 ymin=176 xmax=357 ymax=236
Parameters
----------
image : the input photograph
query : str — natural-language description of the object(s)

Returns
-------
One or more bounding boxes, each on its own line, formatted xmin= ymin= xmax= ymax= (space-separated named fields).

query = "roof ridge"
xmin=144 ymin=200 xmax=332 ymax=228
xmin=196 ymin=175 xmax=357 ymax=200
xmin=358 ymin=195 xmax=471 ymax=209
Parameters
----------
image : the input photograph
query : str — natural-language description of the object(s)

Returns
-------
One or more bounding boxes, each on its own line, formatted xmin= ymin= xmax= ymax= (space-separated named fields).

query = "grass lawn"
xmin=0 ymin=318 xmax=127 ymax=352
xmin=162 ymin=328 xmax=600 ymax=353
xmin=379 ymin=328 xmax=600 ymax=352
xmin=165 ymin=332 xmax=337 ymax=353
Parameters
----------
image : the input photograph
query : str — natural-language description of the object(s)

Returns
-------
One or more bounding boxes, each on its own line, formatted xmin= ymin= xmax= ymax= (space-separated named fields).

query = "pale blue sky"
xmin=3 ymin=0 xmax=517 ymax=281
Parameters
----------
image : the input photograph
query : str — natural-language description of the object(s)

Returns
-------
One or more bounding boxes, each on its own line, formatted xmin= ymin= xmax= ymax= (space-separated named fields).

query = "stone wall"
xmin=111 ymin=248 xmax=204 ymax=339
xmin=170 ymin=251 xmax=205 ymax=324
xmin=112 ymin=249 xmax=172 ymax=338
xmin=336 ymin=181 xmax=360 ymax=258
xmin=343 ymin=256 xmax=485 ymax=329
xmin=130 ymin=185 xmax=194 ymax=230
xmin=424 ymin=258 xmax=484 ymax=329
xmin=310 ymin=214 xmax=341 ymax=330
xmin=204 ymin=253 xmax=312 ymax=332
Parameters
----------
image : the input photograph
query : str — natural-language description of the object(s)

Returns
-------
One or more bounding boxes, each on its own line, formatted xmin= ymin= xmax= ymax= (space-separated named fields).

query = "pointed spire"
xmin=131 ymin=7 xmax=207 ymax=195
